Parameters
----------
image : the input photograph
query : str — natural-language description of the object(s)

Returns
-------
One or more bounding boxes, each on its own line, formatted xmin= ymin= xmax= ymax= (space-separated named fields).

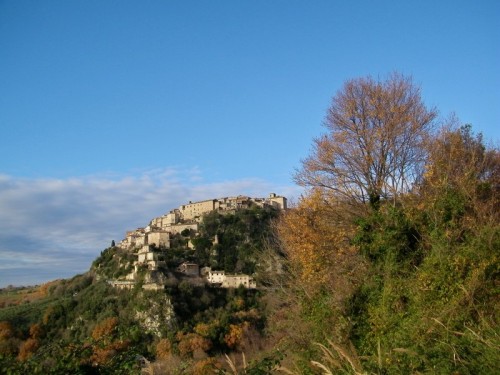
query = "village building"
xmin=142 ymin=283 xmax=164 ymax=291
xmin=137 ymin=245 xmax=165 ymax=270
xmin=149 ymin=193 xmax=287 ymax=227
xmin=151 ymin=210 xmax=181 ymax=228
xmin=146 ymin=230 xmax=170 ymax=248
xmin=206 ymin=270 xmax=226 ymax=284
xmin=222 ymin=274 xmax=257 ymax=289
xmin=167 ymin=223 xmax=199 ymax=235
xmin=110 ymin=193 xmax=286 ymax=290
xmin=108 ymin=280 xmax=135 ymax=290
xmin=205 ymin=269 xmax=256 ymax=289
xmin=176 ymin=262 xmax=200 ymax=276
xmin=180 ymin=199 xmax=219 ymax=221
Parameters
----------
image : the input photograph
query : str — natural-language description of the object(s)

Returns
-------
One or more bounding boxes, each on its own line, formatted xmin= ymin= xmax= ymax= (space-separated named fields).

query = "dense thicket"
xmin=273 ymin=75 xmax=499 ymax=374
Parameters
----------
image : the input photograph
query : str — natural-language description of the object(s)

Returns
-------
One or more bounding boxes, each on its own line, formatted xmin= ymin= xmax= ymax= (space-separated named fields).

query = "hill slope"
xmin=0 ymin=203 xmax=281 ymax=374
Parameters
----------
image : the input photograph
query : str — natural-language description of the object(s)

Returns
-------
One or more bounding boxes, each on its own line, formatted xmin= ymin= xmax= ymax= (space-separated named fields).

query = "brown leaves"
xmin=29 ymin=323 xmax=43 ymax=340
xmin=0 ymin=321 xmax=14 ymax=341
xmin=296 ymin=73 xmax=436 ymax=207
xmin=224 ymin=322 xmax=250 ymax=350
xmin=17 ymin=338 xmax=39 ymax=361
xmin=155 ymin=338 xmax=172 ymax=359
xmin=176 ymin=332 xmax=212 ymax=358
xmin=420 ymin=124 xmax=500 ymax=230
xmin=91 ymin=317 xmax=118 ymax=342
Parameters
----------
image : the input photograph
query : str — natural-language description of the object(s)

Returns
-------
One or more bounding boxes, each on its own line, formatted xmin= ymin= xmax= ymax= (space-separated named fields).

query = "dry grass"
xmin=278 ymin=340 xmax=368 ymax=375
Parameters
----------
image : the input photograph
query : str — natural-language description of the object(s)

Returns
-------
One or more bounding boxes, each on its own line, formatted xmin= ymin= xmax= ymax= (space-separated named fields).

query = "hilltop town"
xmin=105 ymin=193 xmax=287 ymax=291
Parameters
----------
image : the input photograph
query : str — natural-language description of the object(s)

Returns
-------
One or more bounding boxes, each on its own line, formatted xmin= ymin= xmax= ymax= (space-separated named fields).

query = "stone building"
xmin=267 ymin=193 xmax=287 ymax=210
xmin=167 ymin=223 xmax=199 ymax=235
xmin=151 ymin=210 xmax=181 ymax=228
xmin=137 ymin=245 xmax=165 ymax=270
xmin=146 ymin=230 xmax=170 ymax=248
xmin=222 ymin=274 xmax=256 ymax=289
xmin=179 ymin=199 xmax=219 ymax=221
xmin=205 ymin=269 xmax=256 ymax=289
xmin=206 ymin=270 xmax=226 ymax=284
xmin=176 ymin=262 xmax=200 ymax=276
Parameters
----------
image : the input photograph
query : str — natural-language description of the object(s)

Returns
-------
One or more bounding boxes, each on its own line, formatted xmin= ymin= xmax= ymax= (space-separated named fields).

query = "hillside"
xmin=1 ymin=75 xmax=499 ymax=375
xmin=0 ymin=199 xmax=282 ymax=374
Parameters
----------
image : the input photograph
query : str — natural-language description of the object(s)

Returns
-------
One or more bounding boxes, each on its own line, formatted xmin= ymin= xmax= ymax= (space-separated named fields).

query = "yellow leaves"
xmin=194 ymin=323 xmax=211 ymax=337
xmin=224 ymin=322 xmax=250 ymax=349
xmin=419 ymin=124 xmax=500 ymax=232
xmin=300 ymin=74 xmax=436 ymax=205
xmin=277 ymin=190 xmax=359 ymax=295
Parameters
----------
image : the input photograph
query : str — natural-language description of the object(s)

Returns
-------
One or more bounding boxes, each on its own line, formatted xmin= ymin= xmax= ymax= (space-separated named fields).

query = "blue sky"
xmin=0 ymin=1 xmax=498 ymax=287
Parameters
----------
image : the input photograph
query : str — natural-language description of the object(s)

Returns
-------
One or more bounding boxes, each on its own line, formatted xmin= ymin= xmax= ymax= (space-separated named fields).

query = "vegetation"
xmin=1 ymin=73 xmax=498 ymax=374
xmin=271 ymin=74 xmax=499 ymax=374
xmin=194 ymin=205 xmax=279 ymax=273
xmin=0 ymin=205 xmax=280 ymax=374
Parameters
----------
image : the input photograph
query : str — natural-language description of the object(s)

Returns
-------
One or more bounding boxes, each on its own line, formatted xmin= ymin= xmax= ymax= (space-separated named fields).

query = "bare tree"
xmin=295 ymin=73 xmax=437 ymax=208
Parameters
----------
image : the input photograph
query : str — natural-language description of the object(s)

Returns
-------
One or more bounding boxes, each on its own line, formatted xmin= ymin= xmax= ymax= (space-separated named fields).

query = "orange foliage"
xmin=423 ymin=125 xmax=500 ymax=207
xmin=90 ymin=339 xmax=130 ymax=366
xmin=224 ymin=322 xmax=250 ymax=349
xmin=0 ymin=321 xmax=19 ymax=356
xmin=0 ymin=321 xmax=14 ymax=340
xmin=155 ymin=338 xmax=172 ymax=359
xmin=91 ymin=317 xmax=119 ymax=342
xmin=29 ymin=323 xmax=43 ymax=339
xmin=295 ymin=73 xmax=436 ymax=205
xmin=17 ymin=338 xmax=39 ymax=361
xmin=177 ymin=332 xmax=212 ymax=358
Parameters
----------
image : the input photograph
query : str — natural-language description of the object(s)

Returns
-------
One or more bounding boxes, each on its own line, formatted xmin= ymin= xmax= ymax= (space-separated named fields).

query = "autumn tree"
xmin=270 ymin=190 xmax=367 ymax=351
xmin=421 ymin=123 xmax=500 ymax=228
xmin=276 ymin=190 xmax=362 ymax=298
xmin=295 ymin=73 xmax=437 ymax=208
xmin=224 ymin=322 xmax=250 ymax=350
xmin=176 ymin=332 xmax=212 ymax=358
xmin=91 ymin=317 xmax=119 ymax=342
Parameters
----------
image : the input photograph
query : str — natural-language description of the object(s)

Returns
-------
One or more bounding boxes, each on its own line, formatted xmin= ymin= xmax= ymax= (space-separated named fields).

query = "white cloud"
xmin=0 ymin=170 xmax=302 ymax=287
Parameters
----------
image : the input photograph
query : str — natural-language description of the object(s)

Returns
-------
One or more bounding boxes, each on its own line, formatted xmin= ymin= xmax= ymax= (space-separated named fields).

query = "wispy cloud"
xmin=0 ymin=169 xmax=301 ymax=287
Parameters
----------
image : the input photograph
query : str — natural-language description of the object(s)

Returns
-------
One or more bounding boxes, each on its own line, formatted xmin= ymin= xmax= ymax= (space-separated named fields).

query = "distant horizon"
xmin=1 ymin=1 xmax=498 ymax=287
